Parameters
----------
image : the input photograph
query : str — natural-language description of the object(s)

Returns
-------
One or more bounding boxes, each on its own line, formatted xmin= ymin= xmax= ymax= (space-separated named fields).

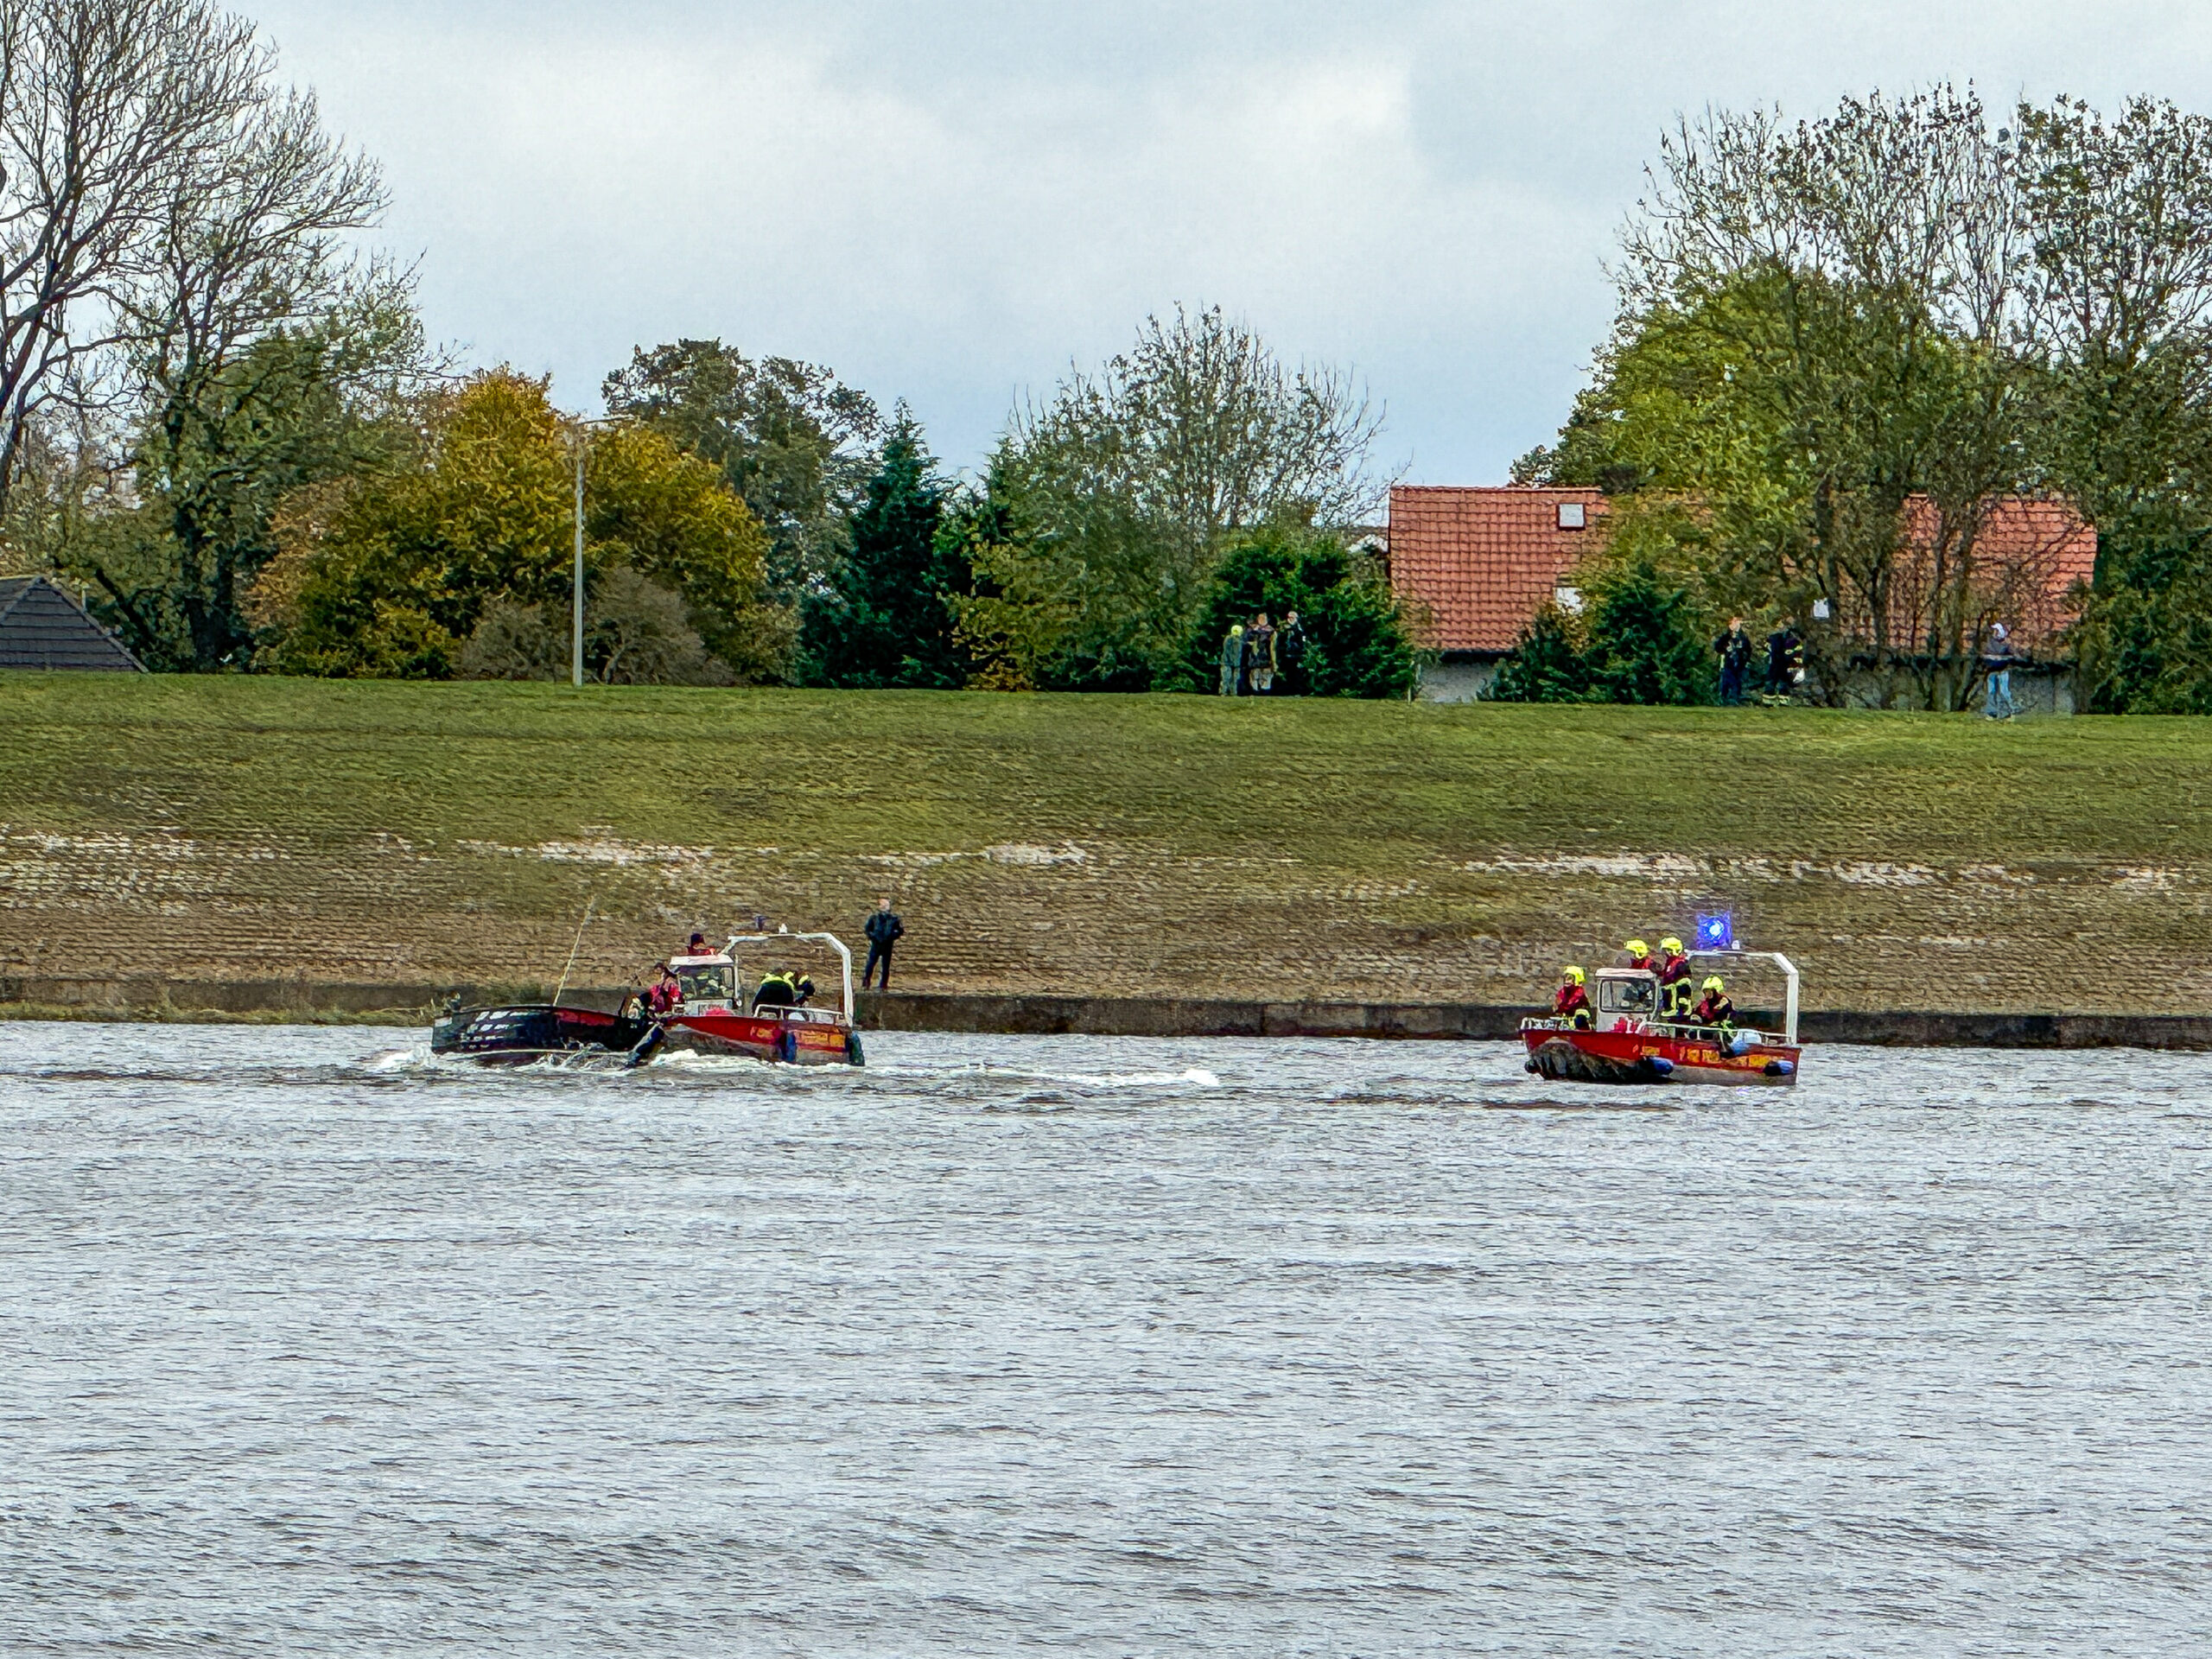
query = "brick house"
xmin=1386 ymin=485 xmax=2097 ymax=709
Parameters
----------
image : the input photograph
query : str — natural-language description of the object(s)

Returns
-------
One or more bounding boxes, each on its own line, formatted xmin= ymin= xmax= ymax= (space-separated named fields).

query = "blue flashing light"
xmin=1695 ymin=912 xmax=1735 ymax=951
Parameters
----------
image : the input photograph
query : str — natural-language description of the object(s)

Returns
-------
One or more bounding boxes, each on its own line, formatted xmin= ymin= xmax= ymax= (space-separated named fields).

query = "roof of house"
xmin=1389 ymin=486 xmax=2098 ymax=656
xmin=0 ymin=576 xmax=145 ymax=671
xmin=1884 ymin=496 xmax=2099 ymax=648
xmin=1387 ymin=486 xmax=1610 ymax=653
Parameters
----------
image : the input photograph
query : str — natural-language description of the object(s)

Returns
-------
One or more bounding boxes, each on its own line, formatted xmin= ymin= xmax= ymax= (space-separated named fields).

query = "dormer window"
xmin=1557 ymin=501 xmax=1586 ymax=530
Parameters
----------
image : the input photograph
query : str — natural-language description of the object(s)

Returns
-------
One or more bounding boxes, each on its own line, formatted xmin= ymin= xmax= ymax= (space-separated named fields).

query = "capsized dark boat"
xmin=429 ymin=1001 xmax=654 ymax=1065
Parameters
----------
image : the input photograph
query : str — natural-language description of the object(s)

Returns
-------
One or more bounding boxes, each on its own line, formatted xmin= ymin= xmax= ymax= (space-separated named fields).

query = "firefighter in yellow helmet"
xmin=1623 ymin=938 xmax=1652 ymax=970
xmin=1657 ymin=936 xmax=1694 ymax=1020
xmin=1692 ymin=975 xmax=1735 ymax=1031
xmin=1552 ymin=965 xmax=1594 ymax=1030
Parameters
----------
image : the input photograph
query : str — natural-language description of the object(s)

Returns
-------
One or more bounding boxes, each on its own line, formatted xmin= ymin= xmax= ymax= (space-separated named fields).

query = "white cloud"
xmin=251 ymin=0 xmax=2212 ymax=483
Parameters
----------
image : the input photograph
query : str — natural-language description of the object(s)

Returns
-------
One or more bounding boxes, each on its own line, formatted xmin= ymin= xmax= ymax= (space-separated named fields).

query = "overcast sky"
xmin=248 ymin=0 xmax=2210 ymax=486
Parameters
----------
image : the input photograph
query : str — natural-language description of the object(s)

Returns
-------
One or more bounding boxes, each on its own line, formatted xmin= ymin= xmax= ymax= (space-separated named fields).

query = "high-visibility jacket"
xmin=1659 ymin=956 xmax=1694 ymax=1018
xmin=1693 ymin=992 xmax=1736 ymax=1029
xmin=1554 ymin=984 xmax=1593 ymax=1030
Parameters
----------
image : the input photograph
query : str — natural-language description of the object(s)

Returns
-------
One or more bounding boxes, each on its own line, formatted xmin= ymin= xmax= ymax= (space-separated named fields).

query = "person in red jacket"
xmin=643 ymin=964 xmax=680 ymax=1017
xmin=1692 ymin=976 xmax=1736 ymax=1031
xmin=1553 ymin=965 xmax=1593 ymax=1030
xmin=1656 ymin=937 xmax=1694 ymax=1020
xmin=1622 ymin=938 xmax=1653 ymax=971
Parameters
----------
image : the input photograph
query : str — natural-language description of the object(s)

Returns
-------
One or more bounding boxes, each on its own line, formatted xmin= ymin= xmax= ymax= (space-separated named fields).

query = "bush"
xmin=1181 ymin=524 xmax=1423 ymax=697
xmin=1491 ymin=559 xmax=1710 ymax=704
xmin=459 ymin=568 xmax=732 ymax=685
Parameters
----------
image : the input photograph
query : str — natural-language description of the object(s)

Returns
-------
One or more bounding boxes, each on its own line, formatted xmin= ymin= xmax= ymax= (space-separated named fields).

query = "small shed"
xmin=0 ymin=575 xmax=144 ymax=671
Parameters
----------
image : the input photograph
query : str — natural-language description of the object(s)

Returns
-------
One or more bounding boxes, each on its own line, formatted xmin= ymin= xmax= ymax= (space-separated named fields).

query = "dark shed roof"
xmin=0 ymin=576 xmax=144 ymax=671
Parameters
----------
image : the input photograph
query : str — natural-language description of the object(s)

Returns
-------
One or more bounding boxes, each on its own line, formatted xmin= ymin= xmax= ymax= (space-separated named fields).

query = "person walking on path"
xmin=1715 ymin=617 xmax=1753 ymax=705
xmin=862 ymin=899 xmax=903 ymax=988
xmin=1244 ymin=613 xmax=1278 ymax=694
xmin=1983 ymin=622 xmax=2016 ymax=720
xmin=1279 ymin=610 xmax=1307 ymax=693
xmin=1218 ymin=621 xmax=1246 ymax=696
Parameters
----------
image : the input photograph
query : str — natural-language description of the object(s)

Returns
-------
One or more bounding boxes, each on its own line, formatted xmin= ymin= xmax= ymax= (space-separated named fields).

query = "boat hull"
xmin=429 ymin=1003 xmax=862 ymax=1066
xmin=663 ymin=1009 xmax=861 ymax=1066
xmin=429 ymin=1003 xmax=652 ymax=1065
xmin=1522 ymin=1022 xmax=1800 ymax=1086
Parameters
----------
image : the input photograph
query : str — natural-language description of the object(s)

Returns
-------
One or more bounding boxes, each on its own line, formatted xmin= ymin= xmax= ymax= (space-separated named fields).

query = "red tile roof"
xmin=1387 ymin=486 xmax=1609 ymax=653
xmin=1389 ymin=486 xmax=2097 ymax=655
xmin=1876 ymin=497 xmax=2097 ymax=650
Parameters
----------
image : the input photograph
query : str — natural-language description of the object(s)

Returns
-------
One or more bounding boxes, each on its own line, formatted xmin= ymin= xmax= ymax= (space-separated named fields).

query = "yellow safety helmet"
xmin=1660 ymin=937 xmax=1684 ymax=955
xmin=1561 ymin=965 xmax=1586 ymax=985
xmin=1702 ymin=975 xmax=1725 ymax=992
xmin=1624 ymin=938 xmax=1649 ymax=957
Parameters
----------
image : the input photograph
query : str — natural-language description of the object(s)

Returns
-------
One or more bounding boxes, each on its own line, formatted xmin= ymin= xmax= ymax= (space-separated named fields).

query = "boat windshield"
xmin=1599 ymin=976 xmax=1656 ymax=1016
xmin=677 ymin=962 xmax=734 ymax=1002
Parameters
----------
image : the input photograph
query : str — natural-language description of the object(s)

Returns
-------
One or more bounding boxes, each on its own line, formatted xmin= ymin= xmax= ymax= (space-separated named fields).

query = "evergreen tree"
xmin=802 ymin=410 xmax=967 ymax=688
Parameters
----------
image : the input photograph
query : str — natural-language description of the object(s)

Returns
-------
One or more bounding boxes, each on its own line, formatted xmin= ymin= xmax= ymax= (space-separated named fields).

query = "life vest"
xmin=1694 ymin=994 xmax=1735 ymax=1029
xmin=1554 ymin=984 xmax=1592 ymax=1030
xmin=1659 ymin=956 xmax=1693 ymax=1019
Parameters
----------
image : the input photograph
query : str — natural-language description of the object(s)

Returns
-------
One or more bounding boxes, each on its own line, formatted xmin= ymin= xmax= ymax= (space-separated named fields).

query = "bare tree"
xmin=1618 ymin=87 xmax=2044 ymax=707
xmin=992 ymin=305 xmax=1387 ymax=684
xmin=108 ymin=71 xmax=399 ymax=668
xmin=0 ymin=0 xmax=270 ymax=503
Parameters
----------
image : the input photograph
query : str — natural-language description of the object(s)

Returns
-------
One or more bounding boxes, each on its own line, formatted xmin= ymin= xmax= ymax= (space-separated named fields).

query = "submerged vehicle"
xmin=431 ymin=926 xmax=864 ymax=1067
xmin=1522 ymin=945 xmax=1802 ymax=1086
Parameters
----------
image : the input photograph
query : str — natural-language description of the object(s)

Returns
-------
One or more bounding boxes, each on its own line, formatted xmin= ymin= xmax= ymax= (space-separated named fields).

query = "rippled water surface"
xmin=3 ymin=1025 xmax=2209 ymax=1656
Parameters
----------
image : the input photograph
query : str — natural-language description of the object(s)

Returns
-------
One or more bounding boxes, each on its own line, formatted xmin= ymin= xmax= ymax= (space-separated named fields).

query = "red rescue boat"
xmin=650 ymin=928 xmax=863 ymax=1066
xmin=1521 ymin=948 xmax=1802 ymax=1086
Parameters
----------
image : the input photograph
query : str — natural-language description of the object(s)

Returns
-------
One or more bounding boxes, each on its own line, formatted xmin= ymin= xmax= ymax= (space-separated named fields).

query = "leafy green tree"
xmin=602 ymin=339 xmax=880 ymax=603
xmin=971 ymin=307 xmax=1387 ymax=690
xmin=1179 ymin=524 xmax=1421 ymax=697
xmin=798 ymin=410 xmax=968 ymax=688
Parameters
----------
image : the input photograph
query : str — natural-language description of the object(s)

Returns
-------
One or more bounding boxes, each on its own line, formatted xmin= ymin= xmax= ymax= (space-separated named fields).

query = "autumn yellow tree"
xmin=252 ymin=371 xmax=790 ymax=680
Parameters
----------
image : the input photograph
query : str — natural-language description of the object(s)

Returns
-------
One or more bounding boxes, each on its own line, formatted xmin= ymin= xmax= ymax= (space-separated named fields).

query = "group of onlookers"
xmin=1713 ymin=615 xmax=2021 ymax=718
xmin=1218 ymin=611 xmax=1306 ymax=696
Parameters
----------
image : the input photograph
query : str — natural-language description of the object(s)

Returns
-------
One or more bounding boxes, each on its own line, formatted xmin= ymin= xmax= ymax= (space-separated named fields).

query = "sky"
xmin=248 ymin=0 xmax=2212 ymax=487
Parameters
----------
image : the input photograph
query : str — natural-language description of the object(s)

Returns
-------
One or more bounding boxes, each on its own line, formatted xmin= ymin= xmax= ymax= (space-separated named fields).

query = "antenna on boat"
xmin=553 ymin=895 xmax=595 ymax=1007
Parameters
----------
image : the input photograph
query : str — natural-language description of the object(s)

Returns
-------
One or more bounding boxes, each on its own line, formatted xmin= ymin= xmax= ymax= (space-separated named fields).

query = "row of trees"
xmin=0 ymin=1 xmax=1421 ymax=696
xmin=1510 ymin=86 xmax=2212 ymax=714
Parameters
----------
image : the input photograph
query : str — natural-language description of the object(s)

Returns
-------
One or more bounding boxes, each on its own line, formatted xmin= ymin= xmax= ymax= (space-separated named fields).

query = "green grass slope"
xmin=0 ymin=672 xmax=2207 ymax=1012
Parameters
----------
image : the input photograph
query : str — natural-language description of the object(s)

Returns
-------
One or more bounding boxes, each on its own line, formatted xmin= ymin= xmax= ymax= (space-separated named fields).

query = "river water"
xmin=2 ymin=1025 xmax=2207 ymax=1656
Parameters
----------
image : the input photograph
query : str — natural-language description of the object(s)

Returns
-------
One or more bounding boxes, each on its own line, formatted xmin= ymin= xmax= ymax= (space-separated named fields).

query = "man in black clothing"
xmin=1279 ymin=610 xmax=1307 ymax=694
xmin=863 ymin=898 xmax=903 ymax=988
xmin=1715 ymin=617 xmax=1754 ymax=705
xmin=1764 ymin=626 xmax=1802 ymax=697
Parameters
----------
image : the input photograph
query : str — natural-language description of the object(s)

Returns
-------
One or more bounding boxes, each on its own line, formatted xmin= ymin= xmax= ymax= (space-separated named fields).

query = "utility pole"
xmin=572 ymin=432 xmax=586 ymax=689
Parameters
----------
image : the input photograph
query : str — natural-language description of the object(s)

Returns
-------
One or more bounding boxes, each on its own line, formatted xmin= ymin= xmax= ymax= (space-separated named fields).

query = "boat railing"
xmin=1522 ymin=1014 xmax=1787 ymax=1047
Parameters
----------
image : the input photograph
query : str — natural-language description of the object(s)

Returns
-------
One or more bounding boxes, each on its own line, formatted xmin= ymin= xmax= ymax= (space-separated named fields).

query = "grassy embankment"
xmin=0 ymin=672 xmax=2207 ymax=1014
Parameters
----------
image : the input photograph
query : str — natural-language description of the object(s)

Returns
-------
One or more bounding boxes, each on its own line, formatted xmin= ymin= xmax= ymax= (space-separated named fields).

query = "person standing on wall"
xmin=1279 ymin=610 xmax=1307 ymax=694
xmin=1244 ymin=612 xmax=1277 ymax=695
xmin=1715 ymin=617 xmax=1753 ymax=705
xmin=862 ymin=898 xmax=904 ymax=989
xmin=1983 ymin=622 xmax=2016 ymax=721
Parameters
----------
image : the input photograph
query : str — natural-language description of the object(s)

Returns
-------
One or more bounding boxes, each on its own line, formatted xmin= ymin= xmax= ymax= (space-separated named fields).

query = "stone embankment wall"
xmin=6 ymin=977 xmax=2210 ymax=1049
